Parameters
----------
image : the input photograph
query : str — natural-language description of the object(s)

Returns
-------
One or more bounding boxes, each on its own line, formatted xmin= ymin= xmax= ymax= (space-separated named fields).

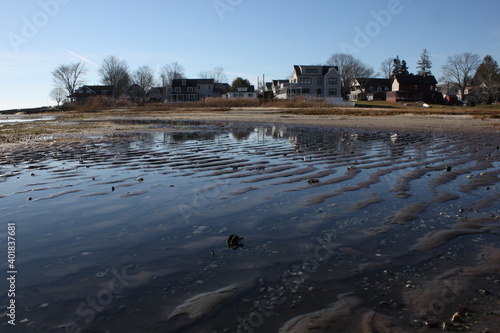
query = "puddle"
xmin=0 ymin=116 xmax=56 ymax=123
xmin=0 ymin=122 xmax=498 ymax=332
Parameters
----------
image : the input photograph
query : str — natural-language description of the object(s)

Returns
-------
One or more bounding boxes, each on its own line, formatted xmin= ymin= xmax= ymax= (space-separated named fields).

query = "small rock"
xmin=136 ymin=177 xmax=144 ymax=182
xmin=425 ymin=320 xmax=440 ymax=328
xmin=451 ymin=312 xmax=461 ymax=323
xmin=379 ymin=301 xmax=390 ymax=308
xmin=38 ymin=303 xmax=49 ymax=309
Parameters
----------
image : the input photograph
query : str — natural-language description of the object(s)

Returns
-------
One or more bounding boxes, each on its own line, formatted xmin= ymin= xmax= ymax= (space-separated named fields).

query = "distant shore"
xmin=1 ymin=106 xmax=499 ymax=144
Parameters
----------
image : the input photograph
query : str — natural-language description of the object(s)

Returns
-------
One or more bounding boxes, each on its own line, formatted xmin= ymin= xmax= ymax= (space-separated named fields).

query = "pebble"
xmin=38 ymin=303 xmax=49 ymax=308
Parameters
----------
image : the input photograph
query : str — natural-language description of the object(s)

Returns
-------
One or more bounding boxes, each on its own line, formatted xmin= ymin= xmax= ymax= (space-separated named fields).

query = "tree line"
xmin=51 ymin=51 xmax=500 ymax=105
xmin=50 ymin=56 xmax=231 ymax=105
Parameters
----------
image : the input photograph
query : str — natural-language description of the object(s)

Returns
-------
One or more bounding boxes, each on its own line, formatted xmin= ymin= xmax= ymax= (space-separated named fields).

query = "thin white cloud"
xmin=61 ymin=48 xmax=99 ymax=67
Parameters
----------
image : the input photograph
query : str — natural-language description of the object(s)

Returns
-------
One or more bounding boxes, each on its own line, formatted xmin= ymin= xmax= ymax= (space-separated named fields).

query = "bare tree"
xmin=325 ymin=53 xmax=374 ymax=99
xmin=441 ymin=52 xmax=481 ymax=101
xmin=159 ymin=62 xmax=186 ymax=87
xmin=198 ymin=66 xmax=228 ymax=83
xmin=133 ymin=66 xmax=155 ymax=101
xmin=52 ymin=62 xmax=87 ymax=95
xmin=50 ymin=87 xmax=66 ymax=106
xmin=380 ymin=58 xmax=395 ymax=78
xmin=99 ymin=56 xmax=131 ymax=98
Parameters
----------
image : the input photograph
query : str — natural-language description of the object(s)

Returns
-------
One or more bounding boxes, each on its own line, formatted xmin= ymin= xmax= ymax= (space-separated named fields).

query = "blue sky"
xmin=1 ymin=0 xmax=500 ymax=109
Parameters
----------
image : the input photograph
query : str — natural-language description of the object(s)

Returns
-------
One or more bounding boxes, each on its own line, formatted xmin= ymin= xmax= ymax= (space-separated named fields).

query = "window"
xmin=302 ymin=88 xmax=310 ymax=94
xmin=317 ymin=89 xmax=322 ymax=95
xmin=305 ymin=68 xmax=319 ymax=73
xmin=167 ymin=87 xmax=172 ymax=93
xmin=248 ymin=94 xmax=254 ymax=98
xmin=299 ymin=78 xmax=312 ymax=85
xmin=317 ymin=78 xmax=323 ymax=85
xmin=329 ymin=78 xmax=337 ymax=85
xmin=182 ymin=80 xmax=186 ymax=86
xmin=187 ymin=87 xmax=193 ymax=92
xmin=175 ymin=87 xmax=181 ymax=93
xmin=187 ymin=94 xmax=197 ymax=99
xmin=329 ymin=88 xmax=337 ymax=96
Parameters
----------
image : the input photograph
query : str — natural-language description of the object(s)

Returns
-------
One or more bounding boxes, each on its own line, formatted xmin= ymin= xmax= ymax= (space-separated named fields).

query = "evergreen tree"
xmin=392 ymin=56 xmax=410 ymax=76
xmin=400 ymin=60 xmax=410 ymax=75
xmin=391 ymin=56 xmax=401 ymax=76
xmin=416 ymin=49 xmax=433 ymax=76
xmin=472 ymin=55 xmax=500 ymax=103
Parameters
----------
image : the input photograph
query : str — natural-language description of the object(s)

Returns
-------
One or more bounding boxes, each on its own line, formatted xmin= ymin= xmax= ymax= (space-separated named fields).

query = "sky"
xmin=1 ymin=0 xmax=500 ymax=110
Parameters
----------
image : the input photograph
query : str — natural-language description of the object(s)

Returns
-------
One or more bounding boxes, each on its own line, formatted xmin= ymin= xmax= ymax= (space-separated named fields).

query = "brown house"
xmin=387 ymin=74 xmax=440 ymax=103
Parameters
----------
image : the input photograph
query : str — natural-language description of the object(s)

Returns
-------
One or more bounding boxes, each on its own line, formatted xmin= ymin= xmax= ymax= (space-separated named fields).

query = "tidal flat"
xmin=0 ymin=120 xmax=499 ymax=332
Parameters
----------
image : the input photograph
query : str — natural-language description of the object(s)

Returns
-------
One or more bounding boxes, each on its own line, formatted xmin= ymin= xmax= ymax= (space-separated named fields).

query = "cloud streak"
xmin=61 ymin=48 xmax=99 ymax=67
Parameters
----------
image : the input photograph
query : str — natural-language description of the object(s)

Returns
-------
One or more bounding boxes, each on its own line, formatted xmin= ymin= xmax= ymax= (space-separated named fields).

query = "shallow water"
xmin=0 ymin=122 xmax=499 ymax=332
xmin=0 ymin=116 xmax=56 ymax=123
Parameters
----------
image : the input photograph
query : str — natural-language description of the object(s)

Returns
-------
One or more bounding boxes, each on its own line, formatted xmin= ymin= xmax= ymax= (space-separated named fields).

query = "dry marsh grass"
xmin=67 ymin=98 xmax=500 ymax=118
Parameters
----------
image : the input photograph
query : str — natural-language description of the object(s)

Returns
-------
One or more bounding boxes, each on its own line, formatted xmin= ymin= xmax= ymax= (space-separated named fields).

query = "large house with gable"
xmin=274 ymin=65 xmax=342 ymax=102
xmin=165 ymin=79 xmax=226 ymax=102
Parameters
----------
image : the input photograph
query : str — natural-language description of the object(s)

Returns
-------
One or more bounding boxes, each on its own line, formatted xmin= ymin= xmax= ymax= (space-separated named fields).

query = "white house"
xmin=274 ymin=65 xmax=343 ymax=104
xmin=226 ymin=86 xmax=257 ymax=99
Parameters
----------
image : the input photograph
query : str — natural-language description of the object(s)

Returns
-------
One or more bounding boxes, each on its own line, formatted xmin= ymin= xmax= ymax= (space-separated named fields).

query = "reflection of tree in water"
xmin=231 ymin=130 xmax=253 ymax=141
xmin=170 ymin=132 xmax=217 ymax=143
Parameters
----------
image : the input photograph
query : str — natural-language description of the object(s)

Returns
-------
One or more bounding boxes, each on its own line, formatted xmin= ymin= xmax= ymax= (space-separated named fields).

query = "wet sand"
xmin=0 ymin=110 xmax=499 ymax=332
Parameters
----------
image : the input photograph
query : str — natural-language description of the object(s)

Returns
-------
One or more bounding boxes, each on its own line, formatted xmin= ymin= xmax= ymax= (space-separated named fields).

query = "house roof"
xmin=230 ymin=85 xmax=255 ymax=92
xmin=272 ymin=79 xmax=289 ymax=86
xmin=355 ymin=78 xmax=391 ymax=87
xmin=293 ymin=65 xmax=339 ymax=76
xmin=68 ymin=85 xmax=114 ymax=97
xmin=171 ymin=78 xmax=215 ymax=86
xmin=393 ymin=74 xmax=437 ymax=85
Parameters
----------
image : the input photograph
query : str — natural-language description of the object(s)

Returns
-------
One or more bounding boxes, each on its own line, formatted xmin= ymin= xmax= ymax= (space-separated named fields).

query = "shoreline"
xmin=1 ymin=108 xmax=499 ymax=145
